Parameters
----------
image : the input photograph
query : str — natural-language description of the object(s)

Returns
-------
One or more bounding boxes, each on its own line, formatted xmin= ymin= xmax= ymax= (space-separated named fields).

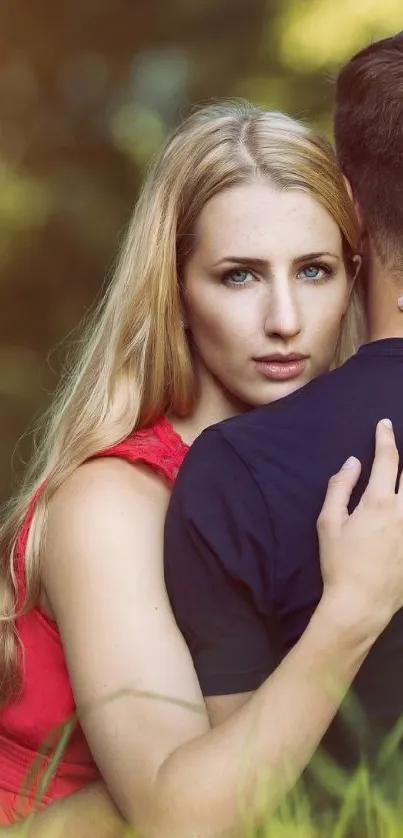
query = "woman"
xmin=1 ymin=102 xmax=403 ymax=838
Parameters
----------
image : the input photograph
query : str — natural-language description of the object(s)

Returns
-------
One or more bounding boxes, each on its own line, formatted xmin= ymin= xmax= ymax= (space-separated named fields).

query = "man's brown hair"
xmin=334 ymin=32 xmax=403 ymax=270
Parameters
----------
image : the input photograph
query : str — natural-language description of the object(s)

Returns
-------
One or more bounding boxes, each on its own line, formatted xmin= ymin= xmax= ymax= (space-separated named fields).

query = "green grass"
xmin=4 ymin=693 xmax=403 ymax=837
xmin=5 ymin=760 xmax=403 ymax=837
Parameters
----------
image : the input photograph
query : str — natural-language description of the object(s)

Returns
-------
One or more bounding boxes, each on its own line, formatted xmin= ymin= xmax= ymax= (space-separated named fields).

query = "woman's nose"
xmin=264 ymin=280 xmax=301 ymax=338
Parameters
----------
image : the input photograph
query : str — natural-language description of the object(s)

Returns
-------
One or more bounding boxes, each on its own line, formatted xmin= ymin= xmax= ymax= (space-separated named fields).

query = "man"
xmin=164 ymin=32 xmax=403 ymax=778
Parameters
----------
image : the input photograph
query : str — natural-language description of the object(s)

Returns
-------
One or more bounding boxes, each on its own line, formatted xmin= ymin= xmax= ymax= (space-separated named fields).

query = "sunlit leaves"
xmin=278 ymin=0 xmax=403 ymax=72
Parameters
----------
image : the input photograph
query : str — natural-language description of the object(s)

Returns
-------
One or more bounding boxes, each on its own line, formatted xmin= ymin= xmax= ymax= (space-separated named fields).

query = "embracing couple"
xmin=2 ymin=32 xmax=403 ymax=838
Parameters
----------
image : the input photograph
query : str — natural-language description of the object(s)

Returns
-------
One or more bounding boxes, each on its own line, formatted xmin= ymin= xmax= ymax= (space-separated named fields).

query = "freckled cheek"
xmin=187 ymin=294 xmax=255 ymax=357
xmin=308 ymin=303 xmax=347 ymax=366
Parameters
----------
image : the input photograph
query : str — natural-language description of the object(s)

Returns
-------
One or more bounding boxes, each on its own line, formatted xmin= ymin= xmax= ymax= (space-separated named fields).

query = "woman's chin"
xmin=243 ymin=376 xmax=310 ymax=408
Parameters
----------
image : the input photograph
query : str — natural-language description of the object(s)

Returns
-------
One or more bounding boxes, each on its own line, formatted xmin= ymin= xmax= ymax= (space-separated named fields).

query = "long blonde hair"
xmin=0 ymin=101 xmax=363 ymax=704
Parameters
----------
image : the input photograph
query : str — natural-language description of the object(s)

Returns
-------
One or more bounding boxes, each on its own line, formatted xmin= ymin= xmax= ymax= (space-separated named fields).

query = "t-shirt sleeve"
xmin=164 ymin=427 xmax=279 ymax=696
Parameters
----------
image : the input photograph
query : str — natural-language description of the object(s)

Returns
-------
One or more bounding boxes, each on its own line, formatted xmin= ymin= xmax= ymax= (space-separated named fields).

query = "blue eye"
xmin=299 ymin=264 xmax=331 ymax=281
xmin=224 ymin=269 xmax=253 ymax=287
xmin=303 ymin=265 xmax=321 ymax=279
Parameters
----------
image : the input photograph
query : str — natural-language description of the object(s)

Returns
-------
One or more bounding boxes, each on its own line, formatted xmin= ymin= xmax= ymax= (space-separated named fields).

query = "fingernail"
xmin=381 ymin=418 xmax=393 ymax=429
xmin=398 ymin=295 xmax=403 ymax=310
xmin=342 ymin=456 xmax=359 ymax=469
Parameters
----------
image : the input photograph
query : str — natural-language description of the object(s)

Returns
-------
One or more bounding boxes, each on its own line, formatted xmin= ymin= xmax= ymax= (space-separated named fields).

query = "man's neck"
xmin=365 ymin=251 xmax=403 ymax=342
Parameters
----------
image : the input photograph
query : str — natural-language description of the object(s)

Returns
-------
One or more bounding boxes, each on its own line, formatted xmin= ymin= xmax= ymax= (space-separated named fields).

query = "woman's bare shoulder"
xmin=42 ymin=456 xmax=171 ymax=590
xmin=49 ymin=456 xmax=170 ymax=524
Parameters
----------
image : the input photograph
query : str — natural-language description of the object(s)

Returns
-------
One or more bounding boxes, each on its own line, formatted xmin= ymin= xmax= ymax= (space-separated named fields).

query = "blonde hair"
xmin=0 ymin=101 xmax=363 ymax=703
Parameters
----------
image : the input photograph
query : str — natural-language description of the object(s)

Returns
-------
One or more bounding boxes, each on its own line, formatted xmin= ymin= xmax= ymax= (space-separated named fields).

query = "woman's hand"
xmin=318 ymin=418 xmax=403 ymax=636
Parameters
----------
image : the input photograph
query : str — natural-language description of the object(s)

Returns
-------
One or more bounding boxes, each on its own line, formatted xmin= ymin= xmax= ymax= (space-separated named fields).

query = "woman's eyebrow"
xmin=212 ymin=256 xmax=268 ymax=269
xmin=293 ymin=251 xmax=341 ymax=263
xmin=212 ymin=252 xmax=341 ymax=269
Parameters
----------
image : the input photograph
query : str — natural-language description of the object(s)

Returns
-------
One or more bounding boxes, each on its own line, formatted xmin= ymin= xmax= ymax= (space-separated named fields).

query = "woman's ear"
xmin=343 ymin=254 xmax=362 ymax=314
xmin=179 ymin=294 xmax=188 ymax=329
xmin=343 ymin=175 xmax=354 ymax=202
xmin=178 ymin=282 xmax=189 ymax=330
xmin=350 ymin=254 xmax=362 ymax=286
xmin=179 ymin=302 xmax=189 ymax=331
xmin=343 ymin=175 xmax=366 ymax=236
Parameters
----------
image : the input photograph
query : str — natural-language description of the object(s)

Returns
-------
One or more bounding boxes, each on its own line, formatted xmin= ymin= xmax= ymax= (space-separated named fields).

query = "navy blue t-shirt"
xmin=164 ymin=339 xmax=403 ymax=768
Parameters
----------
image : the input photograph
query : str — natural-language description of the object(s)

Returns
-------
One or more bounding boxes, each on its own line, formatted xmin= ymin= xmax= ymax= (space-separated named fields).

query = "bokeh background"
xmin=1 ymin=0 xmax=403 ymax=502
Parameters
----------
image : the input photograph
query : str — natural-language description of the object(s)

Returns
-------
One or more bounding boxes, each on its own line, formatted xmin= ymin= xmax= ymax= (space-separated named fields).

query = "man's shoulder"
xmin=217 ymin=358 xmax=356 ymax=444
xmin=176 ymin=352 xmax=361 ymax=491
xmin=175 ymin=422 xmax=255 ymax=488
xmin=169 ymin=420 xmax=270 ymax=530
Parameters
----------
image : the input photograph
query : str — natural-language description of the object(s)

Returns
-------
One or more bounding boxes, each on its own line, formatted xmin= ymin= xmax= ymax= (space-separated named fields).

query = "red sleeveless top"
xmin=0 ymin=416 xmax=189 ymax=823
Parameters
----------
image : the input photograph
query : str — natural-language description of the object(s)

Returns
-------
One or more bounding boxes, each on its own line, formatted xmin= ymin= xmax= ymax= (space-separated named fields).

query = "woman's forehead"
xmin=191 ymin=183 xmax=343 ymax=265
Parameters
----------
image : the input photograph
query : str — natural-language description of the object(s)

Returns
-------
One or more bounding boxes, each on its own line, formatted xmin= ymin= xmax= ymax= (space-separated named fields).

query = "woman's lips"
xmin=254 ymin=356 xmax=308 ymax=381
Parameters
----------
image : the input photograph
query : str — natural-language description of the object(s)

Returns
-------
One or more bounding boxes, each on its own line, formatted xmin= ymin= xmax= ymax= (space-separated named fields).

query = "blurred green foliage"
xmin=1 ymin=0 xmax=402 ymax=500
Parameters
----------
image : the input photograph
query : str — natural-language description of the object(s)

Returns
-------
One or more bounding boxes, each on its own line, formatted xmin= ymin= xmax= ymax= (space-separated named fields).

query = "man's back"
xmin=165 ymin=338 xmax=403 ymax=768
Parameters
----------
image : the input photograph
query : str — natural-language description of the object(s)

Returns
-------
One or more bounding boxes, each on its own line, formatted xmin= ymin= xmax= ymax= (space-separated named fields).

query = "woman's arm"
xmin=35 ymin=421 xmax=403 ymax=838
